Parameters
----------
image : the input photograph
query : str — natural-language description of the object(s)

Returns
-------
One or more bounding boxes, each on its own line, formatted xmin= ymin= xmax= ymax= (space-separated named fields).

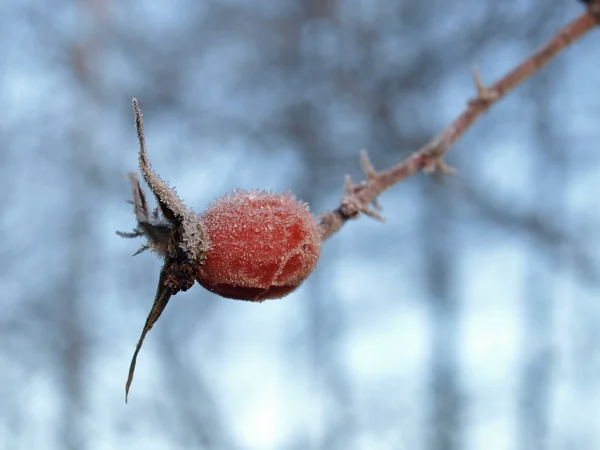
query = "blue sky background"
xmin=1 ymin=1 xmax=600 ymax=449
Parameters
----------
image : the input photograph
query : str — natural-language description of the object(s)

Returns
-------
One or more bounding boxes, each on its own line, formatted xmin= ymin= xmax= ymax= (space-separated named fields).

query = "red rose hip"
xmin=119 ymin=99 xmax=324 ymax=402
xmin=196 ymin=190 xmax=322 ymax=301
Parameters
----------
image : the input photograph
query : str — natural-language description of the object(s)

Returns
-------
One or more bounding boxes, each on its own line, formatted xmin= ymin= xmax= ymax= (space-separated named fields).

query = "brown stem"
xmin=318 ymin=8 xmax=600 ymax=241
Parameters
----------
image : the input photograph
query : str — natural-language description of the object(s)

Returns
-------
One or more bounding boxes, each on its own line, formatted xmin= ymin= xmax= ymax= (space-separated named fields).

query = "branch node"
xmin=422 ymin=154 xmax=456 ymax=175
xmin=342 ymin=170 xmax=385 ymax=221
xmin=339 ymin=193 xmax=385 ymax=222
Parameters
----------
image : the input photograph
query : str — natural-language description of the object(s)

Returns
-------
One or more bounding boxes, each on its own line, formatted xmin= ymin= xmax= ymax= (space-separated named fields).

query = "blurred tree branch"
xmin=463 ymin=180 xmax=600 ymax=285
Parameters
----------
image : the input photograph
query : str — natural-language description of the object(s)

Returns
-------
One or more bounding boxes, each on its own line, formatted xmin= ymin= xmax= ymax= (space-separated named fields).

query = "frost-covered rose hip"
xmin=197 ymin=190 xmax=321 ymax=301
xmin=118 ymin=99 xmax=323 ymax=402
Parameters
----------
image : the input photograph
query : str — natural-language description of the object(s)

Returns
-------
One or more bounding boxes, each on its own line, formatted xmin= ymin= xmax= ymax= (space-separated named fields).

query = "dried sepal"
xmin=132 ymin=98 xmax=209 ymax=263
xmin=116 ymin=172 xmax=172 ymax=257
xmin=121 ymin=99 xmax=211 ymax=403
xmin=132 ymin=98 xmax=189 ymax=225
xmin=129 ymin=171 xmax=150 ymax=222
xmin=125 ymin=267 xmax=174 ymax=403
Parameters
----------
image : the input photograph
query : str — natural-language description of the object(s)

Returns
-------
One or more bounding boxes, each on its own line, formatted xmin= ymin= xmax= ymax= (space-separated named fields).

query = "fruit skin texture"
xmin=195 ymin=190 xmax=322 ymax=301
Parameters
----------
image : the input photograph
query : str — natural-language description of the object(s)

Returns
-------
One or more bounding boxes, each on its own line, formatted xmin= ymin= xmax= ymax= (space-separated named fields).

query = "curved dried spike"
xmin=125 ymin=267 xmax=174 ymax=403
xmin=132 ymin=98 xmax=188 ymax=224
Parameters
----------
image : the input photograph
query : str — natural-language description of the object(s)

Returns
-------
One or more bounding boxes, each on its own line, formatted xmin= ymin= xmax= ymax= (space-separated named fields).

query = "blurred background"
xmin=2 ymin=1 xmax=600 ymax=449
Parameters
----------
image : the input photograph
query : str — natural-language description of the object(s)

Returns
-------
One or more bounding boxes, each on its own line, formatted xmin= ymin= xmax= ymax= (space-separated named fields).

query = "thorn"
xmin=422 ymin=155 xmax=456 ymax=175
xmin=362 ymin=206 xmax=385 ymax=222
xmin=472 ymin=66 xmax=485 ymax=95
xmin=344 ymin=175 xmax=354 ymax=194
xmin=422 ymin=158 xmax=437 ymax=174
xmin=471 ymin=67 xmax=498 ymax=101
xmin=436 ymin=159 xmax=457 ymax=175
xmin=359 ymin=150 xmax=377 ymax=179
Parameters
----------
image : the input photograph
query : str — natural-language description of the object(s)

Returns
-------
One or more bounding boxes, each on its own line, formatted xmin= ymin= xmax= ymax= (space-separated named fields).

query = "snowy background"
xmin=2 ymin=1 xmax=600 ymax=449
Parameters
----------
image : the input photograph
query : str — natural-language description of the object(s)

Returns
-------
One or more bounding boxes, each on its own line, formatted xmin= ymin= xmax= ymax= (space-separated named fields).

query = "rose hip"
xmin=196 ymin=190 xmax=321 ymax=301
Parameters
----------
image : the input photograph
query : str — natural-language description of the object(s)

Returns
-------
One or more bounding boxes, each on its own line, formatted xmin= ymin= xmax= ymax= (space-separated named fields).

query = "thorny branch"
xmin=317 ymin=5 xmax=600 ymax=241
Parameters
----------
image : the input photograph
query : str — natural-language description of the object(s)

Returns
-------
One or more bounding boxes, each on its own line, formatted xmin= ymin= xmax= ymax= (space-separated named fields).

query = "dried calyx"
xmin=118 ymin=99 xmax=321 ymax=403
xmin=118 ymin=99 xmax=209 ymax=403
